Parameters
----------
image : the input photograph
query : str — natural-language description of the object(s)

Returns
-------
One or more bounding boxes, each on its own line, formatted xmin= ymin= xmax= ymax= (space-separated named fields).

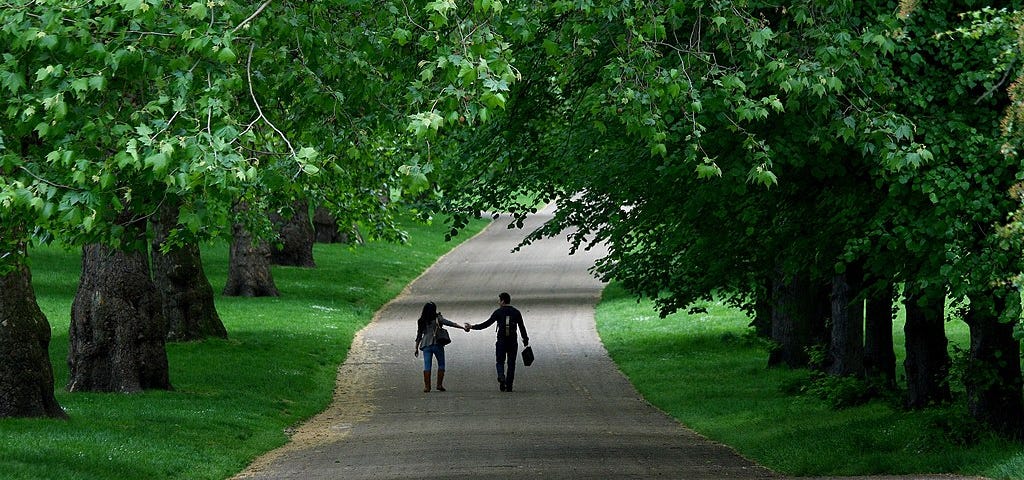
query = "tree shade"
xmin=433 ymin=0 xmax=1024 ymax=438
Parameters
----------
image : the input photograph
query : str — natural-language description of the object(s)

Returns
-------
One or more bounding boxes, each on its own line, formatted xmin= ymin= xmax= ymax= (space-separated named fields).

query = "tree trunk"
xmin=313 ymin=207 xmax=343 ymax=243
xmin=151 ymin=204 xmax=227 ymax=341
xmin=68 ymin=244 xmax=171 ymax=393
xmin=827 ymin=263 xmax=864 ymax=377
xmin=864 ymin=282 xmax=897 ymax=388
xmin=749 ymin=277 xmax=772 ymax=339
xmin=768 ymin=271 xmax=825 ymax=368
xmin=903 ymin=283 xmax=951 ymax=408
xmin=0 ymin=260 xmax=66 ymax=418
xmin=964 ymin=289 xmax=1024 ymax=439
xmin=270 ymin=201 xmax=316 ymax=267
xmin=223 ymin=220 xmax=280 ymax=297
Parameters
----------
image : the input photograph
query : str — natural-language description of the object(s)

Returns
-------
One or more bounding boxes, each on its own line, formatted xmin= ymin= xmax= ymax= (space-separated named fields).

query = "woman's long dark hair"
xmin=418 ymin=302 xmax=438 ymax=328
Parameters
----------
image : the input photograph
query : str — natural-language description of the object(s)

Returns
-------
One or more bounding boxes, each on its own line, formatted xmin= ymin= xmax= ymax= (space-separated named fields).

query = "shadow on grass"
xmin=596 ymin=282 xmax=1024 ymax=479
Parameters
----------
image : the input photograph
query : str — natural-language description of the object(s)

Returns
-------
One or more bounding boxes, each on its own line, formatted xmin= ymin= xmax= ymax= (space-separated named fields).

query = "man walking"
xmin=469 ymin=292 xmax=529 ymax=392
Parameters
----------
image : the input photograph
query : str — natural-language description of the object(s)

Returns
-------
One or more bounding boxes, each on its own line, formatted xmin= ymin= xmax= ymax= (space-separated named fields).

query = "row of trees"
xmin=5 ymin=0 xmax=1024 ymax=447
xmin=432 ymin=1 xmax=1024 ymax=438
xmin=0 ymin=0 xmax=514 ymax=417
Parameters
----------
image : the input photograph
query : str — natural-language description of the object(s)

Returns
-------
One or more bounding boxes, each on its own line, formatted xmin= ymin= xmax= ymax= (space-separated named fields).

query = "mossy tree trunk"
xmin=0 ymin=258 xmax=66 ymax=418
xmin=827 ymin=263 xmax=864 ymax=377
xmin=313 ymin=206 xmax=343 ymax=243
xmin=68 ymin=244 xmax=171 ymax=392
xmin=768 ymin=271 xmax=826 ymax=368
xmin=903 ymin=283 xmax=951 ymax=408
xmin=864 ymin=282 xmax=897 ymax=388
xmin=152 ymin=202 xmax=227 ymax=341
xmin=749 ymin=277 xmax=772 ymax=339
xmin=270 ymin=201 xmax=316 ymax=268
xmin=965 ymin=289 xmax=1024 ymax=439
xmin=223 ymin=220 xmax=279 ymax=297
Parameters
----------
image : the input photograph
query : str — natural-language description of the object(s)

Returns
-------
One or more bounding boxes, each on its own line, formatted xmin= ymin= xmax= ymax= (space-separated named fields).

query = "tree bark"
xmin=68 ymin=244 xmax=171 ymax=393
xmin=827 ymin=263 xmax=864 ymax=377
xmin=864 ymin=282 xmax=897 ymax=388
xmin=223 ymin=220 xmax=280 ymax=297
xmin=749 ymin=277 xmax=772 ymax=339
xmin=151 ymin=204 xmax=227 ymax=341
xmin=903 ymin=283 xmax=951 ymax=408
xmin=0 ymin=260 xmax=66 ymax=418
xmin=964 ymin=289 xmax=1024 ymax=439
xmin=270 ymin=201 xmax=316 ymax=267
xmin=768 ymin=271 xmax=825 ymax=368
xmin=313 ymin=207 xmax=343 ymax=243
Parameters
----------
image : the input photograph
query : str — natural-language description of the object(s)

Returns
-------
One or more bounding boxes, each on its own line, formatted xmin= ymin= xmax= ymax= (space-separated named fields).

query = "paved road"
xmin=234 ymin=207 xmax=982 ymax=480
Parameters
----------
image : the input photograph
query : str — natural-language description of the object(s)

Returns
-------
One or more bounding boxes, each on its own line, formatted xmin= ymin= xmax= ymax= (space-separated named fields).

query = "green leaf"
xmin=696 ymin=163 xmax=722 ymax=179
xmin=71 ymin=78 xmax=90 ymax=93
xmin=2 ymin=72 xmax=26 ymax=94
xmin=188 ymin=1 xmax=208 ymax=19
xmin=543 ymin=39 xmax=559 ymax=56
xmin=407 ymin=111 xmax=444 ymax=136
xmin=119 ymin=0 xmax=143 ymax=12
xmin=144 ymin=152 xmax=170 ymax=174
xmin=35 ymin=65 xmax=55 ymax=82
xmin=894 ymin=124 xmax=913 ymax=141
xmin=88 ymin=75 xmax=106 ymax=91
xmin=100 ymin=172 xmax=115 ymax=189
xmin=667 ymin=82 xmax=681 ymax=98
xmin=481 ymin=92 xmax=506 ymax=109
xmin=747 ymin=166 xmax=778 ymax=187
xmin=393 ymin=28 xmax=412 ymax=46
xmin=217 ymin=46 xmax=237 ymax=64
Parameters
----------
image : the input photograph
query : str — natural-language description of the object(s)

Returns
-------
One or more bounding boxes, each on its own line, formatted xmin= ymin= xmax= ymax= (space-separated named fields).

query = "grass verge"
xmin=595 ymin=282 xmax=1024 ymax=479
xmin=1 ymin=214 xmax=488 ymax=480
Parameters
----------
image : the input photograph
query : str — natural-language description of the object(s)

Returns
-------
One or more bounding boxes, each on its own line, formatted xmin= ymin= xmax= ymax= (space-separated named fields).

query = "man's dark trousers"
xmin=495 ymin=339 xmax=519 ymax=391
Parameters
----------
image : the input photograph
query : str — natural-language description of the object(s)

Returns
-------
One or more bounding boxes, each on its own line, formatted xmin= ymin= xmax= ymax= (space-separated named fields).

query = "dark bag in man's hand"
xmin=522 ymin=346 xmax=534 ymax=366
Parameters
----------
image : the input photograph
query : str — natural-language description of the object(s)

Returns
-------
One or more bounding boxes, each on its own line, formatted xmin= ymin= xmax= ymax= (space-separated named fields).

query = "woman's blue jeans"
xmin=422 ymin=344 xmax=446 ymax=371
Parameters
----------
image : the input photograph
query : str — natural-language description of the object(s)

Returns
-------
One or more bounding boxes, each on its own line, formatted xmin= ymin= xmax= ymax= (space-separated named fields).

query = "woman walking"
xmin=414 ymin=302 xmax=467 ymax=392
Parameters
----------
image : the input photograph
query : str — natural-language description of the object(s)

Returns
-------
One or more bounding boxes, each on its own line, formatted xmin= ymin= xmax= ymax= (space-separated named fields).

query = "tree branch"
xmin=976 ymin=60 xmax=1017 ymax=105
xmin=19 ymin=165 xmax=74 ymax=191
xmin=232 ymin=0 xmax=272 ymax=34
xmin=245 ymin=42 xmax=295 ymax=157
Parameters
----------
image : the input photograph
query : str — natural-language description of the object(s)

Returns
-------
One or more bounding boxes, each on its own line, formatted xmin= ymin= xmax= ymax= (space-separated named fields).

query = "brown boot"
xmin=436 ymin=370 xmax=446 ymax=392
xmin=423 ymin=371 xmax=431 ymax=393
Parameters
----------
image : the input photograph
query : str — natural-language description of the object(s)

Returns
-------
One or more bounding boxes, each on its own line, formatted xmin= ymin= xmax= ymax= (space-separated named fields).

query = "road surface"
xmin=234 ymin=206 xmax=982 ymax=480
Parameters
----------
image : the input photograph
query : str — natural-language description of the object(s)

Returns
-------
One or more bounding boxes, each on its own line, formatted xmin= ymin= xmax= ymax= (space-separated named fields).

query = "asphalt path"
xmin=234 ymin=207 xmax=984 ymax=480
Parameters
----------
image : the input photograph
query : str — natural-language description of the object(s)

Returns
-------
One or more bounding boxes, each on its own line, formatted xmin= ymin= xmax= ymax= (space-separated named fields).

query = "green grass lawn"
xmin=1 ymin=215 xmax=488 ymax=480
xmin=596 ymin=282 xmax=1024 ymax=479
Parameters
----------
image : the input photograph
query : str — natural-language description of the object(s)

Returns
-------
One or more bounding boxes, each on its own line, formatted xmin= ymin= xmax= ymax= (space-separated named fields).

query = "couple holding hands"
xmin=414 ymin=292 xmax=529 ymax=393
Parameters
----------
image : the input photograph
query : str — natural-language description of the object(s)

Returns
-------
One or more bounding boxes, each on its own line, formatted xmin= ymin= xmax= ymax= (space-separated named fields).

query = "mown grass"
xmin=596 ymin=282 xmax=1024 ymax=479
xmin=1 ymin=214 xmax=488 ymax=480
